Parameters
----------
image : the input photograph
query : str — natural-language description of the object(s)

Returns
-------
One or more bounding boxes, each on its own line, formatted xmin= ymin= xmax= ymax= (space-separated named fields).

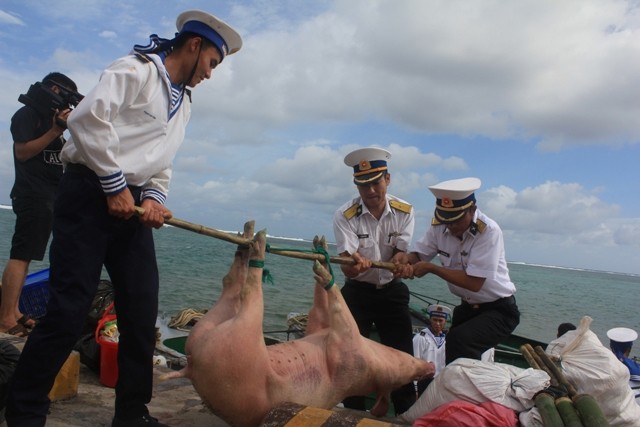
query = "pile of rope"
xmin=168 ymin=308 xmax=207 ymax=331
xmin=520 ymin=343 xmax=610 ymax=427
xmin=286 ymin=313 xmax=308 ymax=333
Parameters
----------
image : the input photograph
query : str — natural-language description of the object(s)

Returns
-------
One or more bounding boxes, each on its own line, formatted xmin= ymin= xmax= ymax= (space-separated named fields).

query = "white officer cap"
xmin=429 ymin=177 xmax=481 ymax=223
xmin=343 ymin=147 xmax=391 ymax=185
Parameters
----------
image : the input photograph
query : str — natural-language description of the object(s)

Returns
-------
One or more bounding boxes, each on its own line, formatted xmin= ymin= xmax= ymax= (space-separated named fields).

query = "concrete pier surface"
xmin=0 ymin=333 xmax=404 ymax=427
xmin=0 ymin=332 xmax=228 ymax=427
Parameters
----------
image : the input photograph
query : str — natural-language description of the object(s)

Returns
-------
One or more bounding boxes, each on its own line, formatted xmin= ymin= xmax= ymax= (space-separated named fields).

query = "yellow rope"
xmin=287 ymin=313 xmax=308 ymax=332
xmin=168 ymin=308 xmax=207 ymax=330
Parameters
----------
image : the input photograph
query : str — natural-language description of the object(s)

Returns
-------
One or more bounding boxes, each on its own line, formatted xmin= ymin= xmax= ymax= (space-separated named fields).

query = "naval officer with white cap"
xmin=7 ymin=10 xmax=242 ymax=427
xmin=406 ymin=177 xmax=520 ymax=365
xmin=333 ymin=147 xmax=417 ymax=415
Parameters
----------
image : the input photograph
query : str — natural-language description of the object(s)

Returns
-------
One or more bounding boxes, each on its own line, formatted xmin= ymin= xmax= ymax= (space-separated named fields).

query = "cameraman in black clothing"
xmin=0 ymin=72 xmax=78 ymax=337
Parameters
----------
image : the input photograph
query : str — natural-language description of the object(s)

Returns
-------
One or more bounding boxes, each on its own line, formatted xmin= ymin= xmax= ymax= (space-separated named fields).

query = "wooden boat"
xmin=407 ymin=290 xmax=548 ymax=369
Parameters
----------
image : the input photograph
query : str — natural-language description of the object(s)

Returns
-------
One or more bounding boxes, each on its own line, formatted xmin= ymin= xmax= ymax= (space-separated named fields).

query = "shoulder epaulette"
xmin=134 ymin=52 xmax=152 ymax=63
xmin=469 ymin=219 xmax=487 ymax=236
xmin=390 ymin=199 xmax=412 ymax=214
xmin=343 ymin=203 xmax=362 ymax=220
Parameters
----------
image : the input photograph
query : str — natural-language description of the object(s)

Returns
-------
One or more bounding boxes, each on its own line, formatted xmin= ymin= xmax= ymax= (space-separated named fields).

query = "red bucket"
xmin=95 ymin=302 xmax=118 ymax=388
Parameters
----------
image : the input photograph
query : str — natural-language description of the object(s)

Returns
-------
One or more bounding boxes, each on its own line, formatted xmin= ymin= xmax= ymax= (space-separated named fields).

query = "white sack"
xmin=518 ymin=407 xmax=544 ymax=427
xmin=399 ymin=358 xmax=550 ymax=423
xmin=545 ymin=316 xmax=640 ymax=427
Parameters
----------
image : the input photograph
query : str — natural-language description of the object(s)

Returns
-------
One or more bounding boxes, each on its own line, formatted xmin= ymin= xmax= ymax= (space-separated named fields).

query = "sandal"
xmin=17 ymin=314 xmax=38 ymax=329
xmin=3 ymin=323 xmax=30 ymax=337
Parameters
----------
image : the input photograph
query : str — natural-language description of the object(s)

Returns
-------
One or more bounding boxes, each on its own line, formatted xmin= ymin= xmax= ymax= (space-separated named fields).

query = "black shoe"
xmin=111 ymin=414 xmax=169 ymax=427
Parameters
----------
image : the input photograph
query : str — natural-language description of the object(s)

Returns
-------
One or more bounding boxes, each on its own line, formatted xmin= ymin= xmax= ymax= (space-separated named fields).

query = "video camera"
xmin=18 ymin=81 xmax=84 ymax=126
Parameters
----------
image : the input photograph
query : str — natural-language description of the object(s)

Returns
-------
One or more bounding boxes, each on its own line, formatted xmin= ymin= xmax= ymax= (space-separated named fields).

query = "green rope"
xmin=265 ymin=243 xmax=335 ymax=289
xmin=240 ymin=243 xmax=336 ymax=288
xmin=314 ymin=246 xmax=336 ymax=290
xmin=248 ymin=259 xmax=274 ymax=285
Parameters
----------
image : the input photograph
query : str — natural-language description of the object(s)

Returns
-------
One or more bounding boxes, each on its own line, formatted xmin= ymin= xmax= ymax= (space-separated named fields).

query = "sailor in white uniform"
xmin=6 ymin=10 xmax=242 ymax=427
xmin=407 ymin=177 xmax=520 ymax=365
xmin=413 ymin=304 xmax=451 ymax=396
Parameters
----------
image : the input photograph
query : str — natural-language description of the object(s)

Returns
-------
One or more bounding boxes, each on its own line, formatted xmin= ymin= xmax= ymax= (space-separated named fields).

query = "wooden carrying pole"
xmin=134 ymin=207 xmax=397 ymax=272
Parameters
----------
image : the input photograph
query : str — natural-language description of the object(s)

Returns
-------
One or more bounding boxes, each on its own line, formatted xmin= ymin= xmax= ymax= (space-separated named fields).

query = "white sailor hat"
xmin=429 ymin=177 xmax=481 ymax=223
xmin=344 ymin=147 xmax=391 ymax=185
xmin=606 ymin=327 xmax=638 ymax=343
xmin=176 ymin=10 xmax=242 ymax=60
xmin=427 ymin=304 xmax=451 ymax=320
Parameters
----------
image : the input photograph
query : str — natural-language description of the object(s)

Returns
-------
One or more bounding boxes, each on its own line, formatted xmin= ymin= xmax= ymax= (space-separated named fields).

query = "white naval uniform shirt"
xmin=333 ymin=195 xmax=414 ymax=286
xmin=63 ymin=52 xmax=191 ymax=204
xmin=413 ymin=208 xmax=515 ymax=304
xmin=413 ymin=327 xmax=446 ymax=376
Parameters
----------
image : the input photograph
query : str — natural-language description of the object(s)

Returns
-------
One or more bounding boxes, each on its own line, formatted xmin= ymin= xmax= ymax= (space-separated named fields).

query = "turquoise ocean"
xmin=1 ymin=206 xmax=639 ymax=357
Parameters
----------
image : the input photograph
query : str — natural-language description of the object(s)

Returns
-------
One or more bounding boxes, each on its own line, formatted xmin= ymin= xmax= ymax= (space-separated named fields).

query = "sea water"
xmin=1 ymin=207 xmax=639 ymax=355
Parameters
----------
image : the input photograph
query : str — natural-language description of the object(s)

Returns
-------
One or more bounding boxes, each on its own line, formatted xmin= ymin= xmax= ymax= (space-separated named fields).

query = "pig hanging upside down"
xmin=166 ymin=221 xmax=435 ymax=427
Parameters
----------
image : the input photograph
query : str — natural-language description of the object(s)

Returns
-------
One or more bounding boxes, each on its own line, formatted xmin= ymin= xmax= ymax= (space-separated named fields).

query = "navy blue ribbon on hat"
xmin=133 ymin=34 xmax=175 ymax=56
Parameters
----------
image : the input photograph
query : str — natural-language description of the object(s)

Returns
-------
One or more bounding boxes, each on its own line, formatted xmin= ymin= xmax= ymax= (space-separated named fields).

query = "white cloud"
xmin=1 ymin=0 xmax=639 ymax=274
xmin=0 ymin=10 xmax=24 ymax=25
xmin=99 ymin=30 xmax=117 ymax=39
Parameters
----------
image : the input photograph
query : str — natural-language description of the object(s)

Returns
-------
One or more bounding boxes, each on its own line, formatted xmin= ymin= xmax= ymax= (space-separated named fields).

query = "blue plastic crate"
xmin=19 ymin=268 xmax=50 ymax=319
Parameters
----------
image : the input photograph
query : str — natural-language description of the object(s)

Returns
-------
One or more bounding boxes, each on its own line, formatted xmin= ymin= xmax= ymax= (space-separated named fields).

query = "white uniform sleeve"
xmin=67 ymin=57 xmax=152 ymax=195
xmin=465 ymin=226 xmax=502 ymax=280
xmin=395 ymin=204 xmax=415 ymax=252
xmin=333 ymin=205 xmax=359 ymax=255
xmin=141 ymin=167 xmax=171 ymax=204
xmin=413 ymin=334 xmax=427 ymax=359
xmin=413 ymin=226 xmax=439 ymax=261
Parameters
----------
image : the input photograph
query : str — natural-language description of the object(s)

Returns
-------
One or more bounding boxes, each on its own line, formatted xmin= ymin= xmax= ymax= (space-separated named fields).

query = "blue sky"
xmin=1 ymin=0 xmax=639 ymax=274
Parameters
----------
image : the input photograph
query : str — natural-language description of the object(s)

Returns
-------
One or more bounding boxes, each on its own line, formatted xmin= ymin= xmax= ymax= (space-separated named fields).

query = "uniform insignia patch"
xmin=441 ymin=197 xmax=453 ymax=208
xmin=343 ymin=203 xmax=362 ymax=220
xmin=469 ymin=219 xmax=486 ymax=236
xmin=389 ymin=199 xmax=412 ymax=214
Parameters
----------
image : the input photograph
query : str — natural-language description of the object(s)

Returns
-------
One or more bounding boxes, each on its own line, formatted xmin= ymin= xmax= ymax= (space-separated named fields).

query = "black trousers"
xmin=340 ymin=279 xmax=416 ymax=415
xmin=6 ymin=168 xmax=159 ymax=426
xmin=445 ymin=295 xmax=521 ymax=365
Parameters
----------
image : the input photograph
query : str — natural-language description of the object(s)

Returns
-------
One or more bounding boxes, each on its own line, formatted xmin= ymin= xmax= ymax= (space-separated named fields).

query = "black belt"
xmin=462 ymin=295 xmax=516 ymax=310
xmin=346 ymin=278 xmax=401 ymax=290
xmin=65 ymin=163 xmax=97 ymax=178
xmin=65 ymin=163 xmax=142 ymax=192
